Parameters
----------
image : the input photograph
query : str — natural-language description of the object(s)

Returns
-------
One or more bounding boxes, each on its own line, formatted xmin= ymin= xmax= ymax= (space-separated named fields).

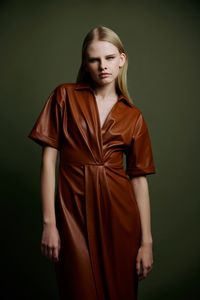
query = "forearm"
xmin=131 ymin=176 xmax=153 ymax=245
xmin=40 ymin=150 xmax=57 ymax=225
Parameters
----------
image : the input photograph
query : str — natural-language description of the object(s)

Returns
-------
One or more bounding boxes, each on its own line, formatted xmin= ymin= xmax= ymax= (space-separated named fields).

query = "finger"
xmin=143 ymin=268 xmax=148 ymax=278
xmin=146 ymin=263 xmax=153 ymax=271
xmin=42 ymin=245 xmax=53 ymax=259
xmin=147 ymin=264 xmax=153 ymax=271
xmin=41 ymin=241 xmax=48 ymax=255
xmin=47 ymin=247 xmax=53 ymax=259
xmin=52 ymin=247 xmax=59 ymax=262
xmin=136 ymin=260 xmax=141 ymax=275
xmin=58 ymin=239 xmax=61 ymax=251
xmin=143 ymin=265 xmax=152 ymax=278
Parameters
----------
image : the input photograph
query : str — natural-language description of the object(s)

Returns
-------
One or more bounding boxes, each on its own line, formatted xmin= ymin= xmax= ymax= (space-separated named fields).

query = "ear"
xmin=119 ymin=52 xmax=126 ymax=68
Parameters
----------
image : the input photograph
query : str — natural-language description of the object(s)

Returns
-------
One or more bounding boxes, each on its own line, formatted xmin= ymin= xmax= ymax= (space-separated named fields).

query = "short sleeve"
xmin=28 ymin=86 xmax=64 ymax=150
xmin=125 ymin=112 xmax=156 ymax=178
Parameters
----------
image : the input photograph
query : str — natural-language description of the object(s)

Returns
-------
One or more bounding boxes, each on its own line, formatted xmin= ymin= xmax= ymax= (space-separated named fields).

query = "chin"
xmin=97 ymin=78 xmax=115 ymax=86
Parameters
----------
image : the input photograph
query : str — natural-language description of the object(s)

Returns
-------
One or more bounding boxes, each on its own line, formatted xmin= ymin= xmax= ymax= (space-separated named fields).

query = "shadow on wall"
xmin=1 ymin=167 xmax=59 ymax=299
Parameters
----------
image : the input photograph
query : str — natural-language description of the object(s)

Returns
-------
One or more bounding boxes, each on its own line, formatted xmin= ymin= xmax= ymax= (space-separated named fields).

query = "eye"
xmin=107 ymin=56 xmax=115 ymax=60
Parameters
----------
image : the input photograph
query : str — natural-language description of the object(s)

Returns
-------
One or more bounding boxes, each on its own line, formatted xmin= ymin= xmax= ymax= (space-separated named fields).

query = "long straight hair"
xmin=76 ymin=26 xmax=132 ymax=101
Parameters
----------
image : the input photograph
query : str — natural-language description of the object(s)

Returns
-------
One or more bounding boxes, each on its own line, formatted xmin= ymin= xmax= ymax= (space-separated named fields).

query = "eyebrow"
xmin=87 ymin=54 xmax=116 ymax=59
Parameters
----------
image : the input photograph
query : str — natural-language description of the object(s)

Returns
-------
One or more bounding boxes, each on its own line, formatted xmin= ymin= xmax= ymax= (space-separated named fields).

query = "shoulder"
xmin=125 ymin=100 xmax=143 ymax=120
xmin=54 ymin=82 xmax=86 ymax=92
xmin=51 ymin=82 xmax=83 ymax=106
xmin=130 ymin=104 xmax=149 ymax=134
xmin=119 ymin=93 xmax=142 ymax=117
xmin=123 ymin=100 xmax=149 ymax=134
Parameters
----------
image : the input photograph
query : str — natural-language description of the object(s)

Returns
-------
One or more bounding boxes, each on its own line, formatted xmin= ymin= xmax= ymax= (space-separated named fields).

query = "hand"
xmin=136 ymin=243 xmax=153 ymax=280
xmin=41 ymin=223 xmax=61 ymax=262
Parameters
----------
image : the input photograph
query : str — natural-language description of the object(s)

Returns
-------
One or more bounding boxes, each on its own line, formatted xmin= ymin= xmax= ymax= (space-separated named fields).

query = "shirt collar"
xmin=75 ymin=82 xmax=133 ymax=107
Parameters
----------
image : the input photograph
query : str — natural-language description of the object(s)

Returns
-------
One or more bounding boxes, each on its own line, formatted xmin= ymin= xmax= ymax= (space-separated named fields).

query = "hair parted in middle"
xmin=76 ymin=25 xmax=132 ymax=102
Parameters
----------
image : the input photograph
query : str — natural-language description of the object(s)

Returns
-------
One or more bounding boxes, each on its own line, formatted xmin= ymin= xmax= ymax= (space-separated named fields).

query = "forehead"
xmin=86 ymin=40 xmax=119 ymax=56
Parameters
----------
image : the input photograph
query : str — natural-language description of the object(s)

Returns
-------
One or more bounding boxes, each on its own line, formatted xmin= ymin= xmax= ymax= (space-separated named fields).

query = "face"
xmin=84 ymin=40 xmax=126 ymax=87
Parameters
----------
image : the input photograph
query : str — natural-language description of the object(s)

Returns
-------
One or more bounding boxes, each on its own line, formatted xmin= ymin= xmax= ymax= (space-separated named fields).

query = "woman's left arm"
xmin=131 ymin=176 xmax=154 ymax=280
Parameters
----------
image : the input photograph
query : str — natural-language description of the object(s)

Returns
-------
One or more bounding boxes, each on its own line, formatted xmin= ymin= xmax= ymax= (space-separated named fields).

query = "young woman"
xmin=28 ymin=26 xmax=156 ymax=300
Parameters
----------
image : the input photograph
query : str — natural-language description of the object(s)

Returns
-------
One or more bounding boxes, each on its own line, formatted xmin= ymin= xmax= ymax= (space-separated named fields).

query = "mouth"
xmin=99 ymin=73 xmax=111 ymax=78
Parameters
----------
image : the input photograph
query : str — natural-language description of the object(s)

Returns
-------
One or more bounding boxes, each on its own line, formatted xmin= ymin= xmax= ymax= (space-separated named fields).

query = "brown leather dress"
xmin=28 ymin=82 xmax=156 ymax=300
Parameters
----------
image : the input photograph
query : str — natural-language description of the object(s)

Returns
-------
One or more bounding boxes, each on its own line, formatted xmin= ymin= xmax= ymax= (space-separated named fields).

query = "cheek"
xmin=112 ymin=61 xmax=121 ymax=72
xmin=112 ymin=58 xmax=120 ymax=67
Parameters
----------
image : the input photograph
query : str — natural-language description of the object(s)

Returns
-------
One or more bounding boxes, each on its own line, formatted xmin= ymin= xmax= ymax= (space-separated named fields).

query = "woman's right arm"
xmin=40 ymin=146 xmax=61 ymax=262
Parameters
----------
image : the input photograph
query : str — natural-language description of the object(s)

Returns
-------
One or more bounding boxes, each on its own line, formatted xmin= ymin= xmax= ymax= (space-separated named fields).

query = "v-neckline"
xmin=91 ymin=91 xmax=119 ymax=132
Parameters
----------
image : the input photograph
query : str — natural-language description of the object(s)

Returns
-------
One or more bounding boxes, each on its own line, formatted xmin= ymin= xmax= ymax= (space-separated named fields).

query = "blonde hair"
xmin=76 ymin=26 xmax=132 ymax=101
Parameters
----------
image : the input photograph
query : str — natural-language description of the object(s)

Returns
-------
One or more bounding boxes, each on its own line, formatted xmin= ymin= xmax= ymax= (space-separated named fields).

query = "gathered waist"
xmin=60 ymin=150 xmax=125 ymax=170
xmin=60 ymin=158 xmax=124 ymax=169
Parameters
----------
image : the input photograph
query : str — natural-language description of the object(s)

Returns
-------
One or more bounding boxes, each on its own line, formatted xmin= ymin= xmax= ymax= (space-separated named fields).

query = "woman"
xmin=28 ymin=26 xmax=156 ymax=300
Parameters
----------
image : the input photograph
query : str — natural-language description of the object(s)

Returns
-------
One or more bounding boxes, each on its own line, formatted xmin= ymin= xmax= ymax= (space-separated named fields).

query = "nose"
xmin=99 ymin=59 xmax=107 ymax=70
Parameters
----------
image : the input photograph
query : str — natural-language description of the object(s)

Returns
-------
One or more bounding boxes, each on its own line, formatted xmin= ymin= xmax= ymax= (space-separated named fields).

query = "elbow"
xmin=131 ymin=175 xmax=147 ymax=183
xmin=41 ymin=146 xmax=58 ymax=166
xmin=131 ymin=176 xmax=148 ymax=190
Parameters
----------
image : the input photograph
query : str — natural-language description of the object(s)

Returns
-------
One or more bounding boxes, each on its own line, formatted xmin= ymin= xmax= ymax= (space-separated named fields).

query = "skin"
xmin=40 ymin=40 xmax=153 ymax=280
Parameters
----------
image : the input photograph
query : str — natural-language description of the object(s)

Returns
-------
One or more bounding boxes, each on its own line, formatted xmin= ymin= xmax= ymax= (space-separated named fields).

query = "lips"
xmin=99 ymin=73 xmax=111 ymax=77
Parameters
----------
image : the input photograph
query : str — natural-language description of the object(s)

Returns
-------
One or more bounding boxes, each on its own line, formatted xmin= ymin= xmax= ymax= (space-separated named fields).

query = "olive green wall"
xmin=1 ymin=0 xmax=199 ymax=299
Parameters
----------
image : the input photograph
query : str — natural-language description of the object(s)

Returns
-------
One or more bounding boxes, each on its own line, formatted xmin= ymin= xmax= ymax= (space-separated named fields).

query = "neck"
xmin=92 ymin=82 xmax=118 ymax=100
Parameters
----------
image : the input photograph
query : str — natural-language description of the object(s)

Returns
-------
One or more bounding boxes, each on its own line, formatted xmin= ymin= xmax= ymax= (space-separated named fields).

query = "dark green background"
xmin=1 ymin=0 xmax=199 ymax=299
